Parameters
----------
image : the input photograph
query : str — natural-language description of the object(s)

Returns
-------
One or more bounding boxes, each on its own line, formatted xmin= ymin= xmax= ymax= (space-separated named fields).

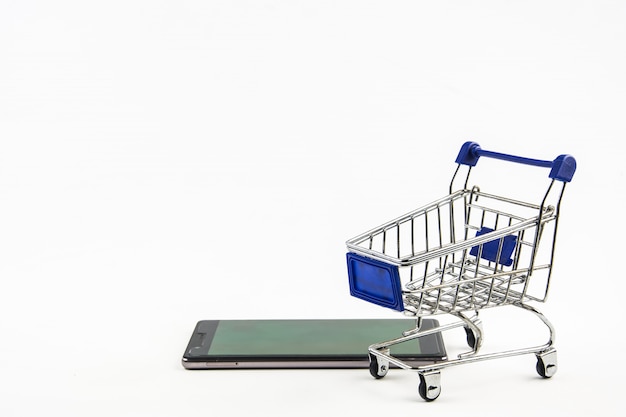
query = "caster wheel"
xmin=464 ymin=326 xmax=477 ymax=349
xmin=536 ymin=353 xmax=557 ymax=378
xmin=369 ymin=354 xmax=388 ymax=379
xmin=418 ymin=372 xmax=441 ymax=402
xmin=535 ymin=349 xmax=557 ymax=378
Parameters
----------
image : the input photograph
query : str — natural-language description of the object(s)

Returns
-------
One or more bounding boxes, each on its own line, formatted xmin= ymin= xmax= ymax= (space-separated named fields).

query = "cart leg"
xmin=535 ymin=348 xmax=557 ymax=378
xmin=418 ymin=370 xmax=441 ymax=402
xmin=455 ymin=311 xmax=483 ymax=358
xmin=516 ymin=302 xmax=556 ymax=347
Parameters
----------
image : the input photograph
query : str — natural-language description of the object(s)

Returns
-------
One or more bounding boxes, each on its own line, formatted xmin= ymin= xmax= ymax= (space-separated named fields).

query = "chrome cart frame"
xmin=345 ymin=141 xmax=576 ymax=401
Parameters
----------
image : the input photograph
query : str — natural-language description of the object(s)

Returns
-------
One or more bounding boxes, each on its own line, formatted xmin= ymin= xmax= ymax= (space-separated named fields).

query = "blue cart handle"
xmin=455 ymin=141 xmax=576 ymax=182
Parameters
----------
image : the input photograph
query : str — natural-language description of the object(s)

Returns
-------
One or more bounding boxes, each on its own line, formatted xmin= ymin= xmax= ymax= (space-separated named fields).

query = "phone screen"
xmin=182 ymin=318 xmax=446 ymax=369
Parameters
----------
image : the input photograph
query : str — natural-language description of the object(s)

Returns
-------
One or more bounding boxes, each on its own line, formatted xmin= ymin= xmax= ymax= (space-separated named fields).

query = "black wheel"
xmin=536 ymin=357 xmax=556 ymax=378
xmin=464 ymin=326 xmax=476 ymax=349
xmin=418 ymin=373 xmax=441 ymax=402
xmin=369 ymin=354 xmax=388 ymax=379
xmin=536 ymin=358 xmax=547 ymax=378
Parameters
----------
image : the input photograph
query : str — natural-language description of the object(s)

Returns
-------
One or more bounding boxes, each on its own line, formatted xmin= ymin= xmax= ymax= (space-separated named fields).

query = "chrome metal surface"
xmin=348 ymin=150 xmax=572 ymax=400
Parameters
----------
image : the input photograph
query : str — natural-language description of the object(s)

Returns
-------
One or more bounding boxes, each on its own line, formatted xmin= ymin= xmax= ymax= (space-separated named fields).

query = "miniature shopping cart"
xmin=345 ymin=141 xmax=576 ymax=401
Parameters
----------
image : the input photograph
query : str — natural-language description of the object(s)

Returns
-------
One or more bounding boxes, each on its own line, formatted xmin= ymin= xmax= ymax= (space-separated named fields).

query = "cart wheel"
xmin=369 ymin=354 xmax=388 ymax=379
xmin=464 ymin=326 xmax=477 ymax=349
xmin=418 ymin=372 xmax=441 ymax=402
xmin=535 ymin=350 xmax=557 ymax=378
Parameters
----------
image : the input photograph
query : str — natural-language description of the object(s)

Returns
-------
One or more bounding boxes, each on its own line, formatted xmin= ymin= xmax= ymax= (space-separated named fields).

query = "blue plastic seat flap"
xmin=469 ymin=227 xmax=517 ymax=267
xmin=346 ymin=253 xmax=404 ymax=311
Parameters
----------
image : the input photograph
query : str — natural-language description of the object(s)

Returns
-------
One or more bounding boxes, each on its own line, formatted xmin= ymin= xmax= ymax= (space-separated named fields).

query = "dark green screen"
xmin=208 ymin=319 xmax=424 ymax=356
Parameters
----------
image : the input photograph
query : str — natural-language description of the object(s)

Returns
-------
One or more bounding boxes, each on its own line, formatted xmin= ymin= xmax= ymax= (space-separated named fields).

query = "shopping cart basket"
xmin=345 ymin=141 xmax=576 ymax=401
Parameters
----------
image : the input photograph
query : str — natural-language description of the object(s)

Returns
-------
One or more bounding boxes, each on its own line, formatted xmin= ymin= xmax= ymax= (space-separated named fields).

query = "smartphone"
xmin=181 ymin=318 xmax=447 ymax=369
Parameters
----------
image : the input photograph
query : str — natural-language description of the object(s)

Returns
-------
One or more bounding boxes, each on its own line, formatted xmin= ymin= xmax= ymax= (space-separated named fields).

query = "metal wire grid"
xmin=346 ymin=187 xmax=557 ymax=316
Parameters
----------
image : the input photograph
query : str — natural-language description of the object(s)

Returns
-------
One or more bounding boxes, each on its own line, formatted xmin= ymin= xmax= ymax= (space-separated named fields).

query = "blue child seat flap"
xmin=469 ymin=227 xmax=517 ymax=267
xmin=346 ymin=252 xmax=404 ymax=311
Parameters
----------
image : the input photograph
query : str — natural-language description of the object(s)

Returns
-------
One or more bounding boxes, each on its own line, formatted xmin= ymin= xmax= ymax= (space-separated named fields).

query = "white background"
xmin=1 ymin=1 xmax=624 ymax=415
